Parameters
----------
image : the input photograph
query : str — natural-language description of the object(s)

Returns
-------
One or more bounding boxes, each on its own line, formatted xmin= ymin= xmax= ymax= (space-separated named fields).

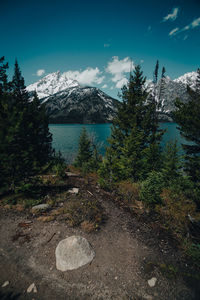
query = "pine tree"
xmin=12 ymin=59 xmax=29 ymax=106
xmin=173 ymin=68 xmax=200 ymax=182
xmin=153 ymin=60 xmax=159 ymax=84
xmin=99 ymin=65 xmax=163 ymax=183
xmin=0 ymin=57 xmax=13 ymax=190
xmin=162 ymin=140 xmax=181 ymax=183
xmin=159 ymin=67 xmax=166 ymax=111
xmin=143 ymin=61 xmax=165 ymax=173
xmin=0 ymin=56 xmax=9 ymax=94
xmin=0 ymin=59 xmax=53 ymax=191
xmin=74 ymin=127 xmax=93 ymax=168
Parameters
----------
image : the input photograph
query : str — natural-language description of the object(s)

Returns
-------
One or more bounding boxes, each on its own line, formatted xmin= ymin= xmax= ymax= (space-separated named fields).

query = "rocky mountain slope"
xmin=42 ymin=86 xmax=119 ymax=124
xmin=27 ymin=71 xmax=119 ymax=124
xmin=147 ymin=71 xmax=198 ymax=121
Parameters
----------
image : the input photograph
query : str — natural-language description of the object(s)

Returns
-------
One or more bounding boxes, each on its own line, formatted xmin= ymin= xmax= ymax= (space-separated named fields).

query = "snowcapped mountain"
xmin=174 ymin=71 xmax=198 ymax=88
xmin=147 ymin=71 xmax=198 ymax=121
xmin=27 ymin=71 xmax=119 ymax=123
xmin=27 ymin=71 xmax=80 ymax=99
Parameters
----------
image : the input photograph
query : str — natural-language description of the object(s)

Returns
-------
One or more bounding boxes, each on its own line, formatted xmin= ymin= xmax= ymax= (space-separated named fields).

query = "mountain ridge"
xmin=27 ymin=70 xmax=198 ymax=123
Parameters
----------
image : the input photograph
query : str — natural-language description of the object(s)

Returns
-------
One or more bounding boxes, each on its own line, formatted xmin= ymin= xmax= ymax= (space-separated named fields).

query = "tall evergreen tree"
xmin=74 ymin=127 xmax=93 ymax=168
xmin=99 ymin=65 xmax=163 ymax=182
xmin=162 ymin=140 xmax=181 ymax=183
xmin=144 ymin=61 xmax=165 ymax=173
xmin=0 ymin=56 xmax=9 ymax=94
xmin=153 ymin=60 xmax=159 ymax=84
xmin=0 ymin=58 xmax=53 ymax=191
xmin=173 ymin=68 xmax=200 ymax=183
xmin=0 ymin=57 xmax=13 ymax=190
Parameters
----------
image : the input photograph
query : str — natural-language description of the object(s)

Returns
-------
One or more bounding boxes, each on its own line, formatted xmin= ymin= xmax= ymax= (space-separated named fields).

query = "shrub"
xmin=139 ymin=171 xmax=165 ymax=207
xmin=51 ymin=151 xmax=67 ymax=178
xmin=74 ymin=128 xmax=101 ymax=174
xmin=187 ymin=243 xmax=200 ymax=266
xmin=157 ymin=188 xmax=198 ymax=238
xmin=63 ymin=196 xmax=104 ymax=229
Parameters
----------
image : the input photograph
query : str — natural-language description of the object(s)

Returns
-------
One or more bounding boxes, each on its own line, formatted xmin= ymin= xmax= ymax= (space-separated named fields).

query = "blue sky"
xmin=1 ymin=0 xmax=200 ymax=98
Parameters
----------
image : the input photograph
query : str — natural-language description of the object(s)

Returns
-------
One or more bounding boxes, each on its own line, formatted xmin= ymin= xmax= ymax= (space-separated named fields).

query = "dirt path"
xmin=0 ymin=178 xmax=197 ymax=300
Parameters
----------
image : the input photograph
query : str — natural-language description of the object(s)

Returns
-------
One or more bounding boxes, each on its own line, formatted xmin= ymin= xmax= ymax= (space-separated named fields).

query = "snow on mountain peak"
xmin=174 ymin=71 xmax=197 ymax=89
xmin=27 ymin=71 xmax=80 ymax=99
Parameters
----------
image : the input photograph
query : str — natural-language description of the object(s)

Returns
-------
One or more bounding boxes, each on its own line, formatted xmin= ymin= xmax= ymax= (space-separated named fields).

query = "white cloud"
xmin=104 ymin=43 xmax=110 ymax=48
xmin=116 ymin=78 xmax=128 ymax=89
xmin=181 ymin=18 xmax=200 ymax=32
xmin=163 ymin=7 xmax=179 ymax=22
xmin=170 ymin=17 xmax=200 ymax=38
xmin=169 ymin=27 xmax=179 ymax=36
xmin=102 ymin=84 xmax=108 ymax=88
xmin=63 ymin=67 xmax=104 ymax=85
xmin=37 ymin=69 xmax=45 ymax=76
xmin=191 ymin=17 xmax=200 ymax=28
xmin=183 ymin=25 xmax=190 ymax=31
xmin=106 ymin=56 xmax=134 ymax=88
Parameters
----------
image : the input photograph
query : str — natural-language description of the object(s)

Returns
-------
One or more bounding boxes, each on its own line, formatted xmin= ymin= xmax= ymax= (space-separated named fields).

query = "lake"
xmin=49 ymin=123 xmax=185 ymax=163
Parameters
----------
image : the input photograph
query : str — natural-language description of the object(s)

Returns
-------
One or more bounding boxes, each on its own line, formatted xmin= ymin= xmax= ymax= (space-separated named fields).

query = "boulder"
xmin=55 ymin=236 xmax=95 ymax=271
xmin=31 ymin=203 xmax=50 ymax=212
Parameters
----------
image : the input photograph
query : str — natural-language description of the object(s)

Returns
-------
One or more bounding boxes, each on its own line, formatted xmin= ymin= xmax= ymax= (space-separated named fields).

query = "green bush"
xmin=187 ymin=243 xmax=200 ymax=266
xmin=51 ymin=151 xmax=66 ymax=178
xmin=74 ymin=128 xmax=101 ymax=174
xmin=63 ymin=196 xmax=104 ymax=228
xmin=140 ymin=171 xmax=165 ymax=206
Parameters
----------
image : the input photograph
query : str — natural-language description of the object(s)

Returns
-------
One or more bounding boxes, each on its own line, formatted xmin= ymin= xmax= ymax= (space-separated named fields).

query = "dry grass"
xmin=117 ymin=180 xmax=143 ymax=212
xmin=81 ymin=220 xmax=97 ymax=233
xmin=156 ymin=188 xmax=199 ymax=239
xmin=62 ymin=196 xmax=104 ymax=229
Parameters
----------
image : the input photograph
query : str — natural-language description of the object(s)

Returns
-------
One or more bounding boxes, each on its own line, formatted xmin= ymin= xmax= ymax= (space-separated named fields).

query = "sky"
xmin=1 ymin=0 xmax=200 ymax=99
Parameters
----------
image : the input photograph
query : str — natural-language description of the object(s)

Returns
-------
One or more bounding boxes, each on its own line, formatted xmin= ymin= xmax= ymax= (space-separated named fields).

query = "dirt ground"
xmin=0 ymin=176 xmax=199 ymax=300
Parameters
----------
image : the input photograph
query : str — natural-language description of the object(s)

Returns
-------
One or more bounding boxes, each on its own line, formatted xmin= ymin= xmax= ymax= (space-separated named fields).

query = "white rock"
xmin=27 ymin=283 xmax=37 ymax=293
xmin=143 ymin=294 xmax=153 ymax=300
xmin=31 ymin=204 xmax=49 ymax=211
xmin=66 ymin=172 xmax=79 ymax=177
xmin=2 ymin=281 xmax=9 ymax=287
xmin=68 ymin=188 xmax=79 ymax=194
xmin=55 ymin=236 xmax=95 ymax=271
xmin=148 ymin=277 xmax=157 ymax=287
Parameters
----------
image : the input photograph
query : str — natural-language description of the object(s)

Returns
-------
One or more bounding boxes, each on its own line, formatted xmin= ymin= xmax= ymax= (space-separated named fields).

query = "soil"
xmin=0 ymin=175 xmax=199 ymax=300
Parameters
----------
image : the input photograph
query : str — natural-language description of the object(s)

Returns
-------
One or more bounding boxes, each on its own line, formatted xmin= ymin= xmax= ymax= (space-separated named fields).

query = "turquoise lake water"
xmin=49 ymin=123 xmax=185 ymax=163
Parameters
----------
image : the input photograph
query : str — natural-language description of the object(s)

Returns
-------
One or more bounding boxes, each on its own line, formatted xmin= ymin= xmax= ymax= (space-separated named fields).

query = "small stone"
xmin=27 ymin=283 xmax=37 ymax=293
xmin=68 ymin=188 xmax=79 ymax=194
xmin=2 ymin=281 xmax=9 ymax=287
xmin=148 ymin=277 xmax=157 ymax=287
xmin=115 ymin=276 xmax=118 ymax=280
xmin=31 ymin=203 xmax=49 ymax=212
